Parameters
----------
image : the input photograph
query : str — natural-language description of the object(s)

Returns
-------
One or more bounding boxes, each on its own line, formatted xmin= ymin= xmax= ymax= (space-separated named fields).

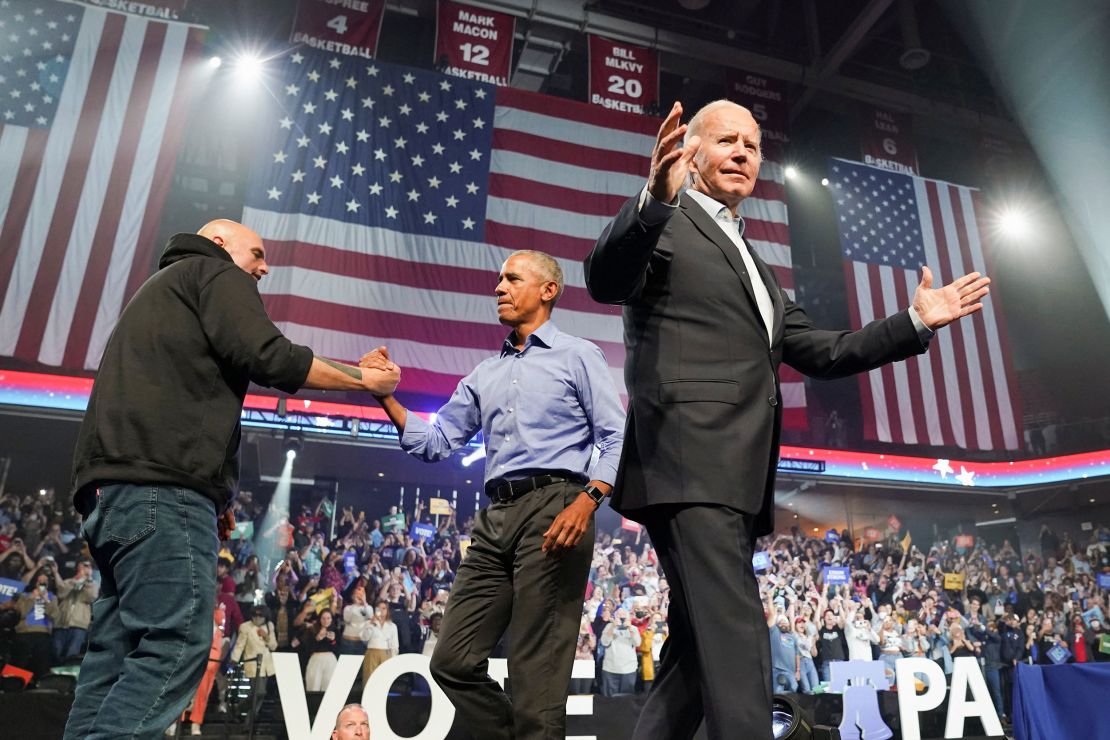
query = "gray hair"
xmin=684 ymin=99 xmax=763 ymax=162
xmin=508 ymin=250 xmax=564 ymax=306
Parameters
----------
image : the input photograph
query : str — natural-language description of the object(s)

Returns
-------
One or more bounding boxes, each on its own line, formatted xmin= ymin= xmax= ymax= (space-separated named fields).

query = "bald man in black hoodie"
xmin=64 ymin=220 xmax=399 ymax=740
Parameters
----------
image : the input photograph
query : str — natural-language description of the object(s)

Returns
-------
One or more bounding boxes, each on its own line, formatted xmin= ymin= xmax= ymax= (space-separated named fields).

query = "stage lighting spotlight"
xmin=207 ymin=56 xmax=222 ymax=69
xmin=461 ymin=446 xmax=485 ymax=467
xmin=784 ymin=166 xmax=799 ymax=180
xmin=231 ymin=52 xmax=265 ymax=82
xmin=282 ymin=433 xmax=303 ymax=461
xmin=997 ymin=207 xmax=1030 ymax=238
xmin=820 ymin=177 xmax=830 ymax=187
xmin=771 ymin=695 xmax=813 ymax=739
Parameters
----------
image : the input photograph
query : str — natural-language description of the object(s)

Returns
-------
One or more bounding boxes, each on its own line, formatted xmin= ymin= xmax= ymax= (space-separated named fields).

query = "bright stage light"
xmin=997 ymin=207 xmax=1031 ymax=238
xmin=231 ymin=52 xmax=265 ymax=83
xmin=820 ymin=177 xmax=830 ymax=187
xmin=461 ymin=446 xmax=486 ymax=467
xmin=207 ymin=56 xmax=222 ymax=69
xmin=784 ymin=166 xmax=799 ymax=180
xmin=282 ymin=432 xmax=302 ymax=461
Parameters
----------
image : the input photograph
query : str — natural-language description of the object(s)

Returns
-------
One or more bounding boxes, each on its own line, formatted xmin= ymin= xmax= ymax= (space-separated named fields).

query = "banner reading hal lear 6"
xmin=291 ymin=0 xmax=386 ymax=59
xmin=858 ymin=102 xmax=919 ymax=174
xmin=588 ymin=35 xmax=658 ymax=114
xmin=724 ymin=69 xmax=789 ymax=154
xmin=435 ymin=0 xmax=515 ymax=86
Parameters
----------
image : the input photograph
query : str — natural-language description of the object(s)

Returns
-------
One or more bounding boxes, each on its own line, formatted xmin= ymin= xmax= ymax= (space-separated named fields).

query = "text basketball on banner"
xmin=291 ymin=0 xmax=386 ymax=59
xmin=435 ymin=0 xmax=514 ymax=86
xmin=724 ymin=69 xmax=789 ymax=152
xmin=587 ymin=35 xmax=658 ymax=114
xmin=858 ymin=103 xmax=918 ymax=174
xmin=70 ymin=0 xmax=189 ymax=18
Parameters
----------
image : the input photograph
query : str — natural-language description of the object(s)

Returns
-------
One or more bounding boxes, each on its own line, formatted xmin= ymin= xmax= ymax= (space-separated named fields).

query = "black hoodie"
xmin=71 ymin=233 xmax=314 ymax=512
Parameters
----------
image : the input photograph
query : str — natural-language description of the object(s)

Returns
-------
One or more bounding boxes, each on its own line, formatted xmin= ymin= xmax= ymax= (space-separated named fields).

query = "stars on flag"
xmin=0 ymin=1 xmax=78 ymax=127
xmin=248 ymin=49 xmax=496 ymax=238
xmin=829 ymin=160 xmax=925 ymax=268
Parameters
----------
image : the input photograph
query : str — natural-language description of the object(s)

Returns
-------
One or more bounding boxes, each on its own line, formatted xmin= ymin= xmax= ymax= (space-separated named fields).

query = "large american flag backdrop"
xmin=0 ymin=0 xmax=203 ymax=370
xmin=242 ymin=49 xmax=808 ymax=426
xmin=828 ymin=158 xmax=1021 ymax=450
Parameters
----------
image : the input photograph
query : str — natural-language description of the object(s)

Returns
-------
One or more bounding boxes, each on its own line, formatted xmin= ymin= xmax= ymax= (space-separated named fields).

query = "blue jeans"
xmin=772 ymin=668 xmax=798 ymax=693
xmin=601 ymin=669 xmax=636 ymax=696
xmin=881 ymin=652 xmax=901 ymax=686
xmin=53 ymin=626 xmax=88 ymax=663
xmin=984 ymin=666 xmax=1004 ymax=717
xmin=63 ymin=484 xmax=217 ymax=740
xmin=799 ymin=656 xmax=819 ymax=693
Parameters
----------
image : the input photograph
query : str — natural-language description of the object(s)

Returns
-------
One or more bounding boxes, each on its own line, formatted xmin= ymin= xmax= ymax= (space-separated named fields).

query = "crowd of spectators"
xmin=749 ymin=523 xmax=1110 ymax=724
xmin=1 ymin=485 xmax=1108 ymax=731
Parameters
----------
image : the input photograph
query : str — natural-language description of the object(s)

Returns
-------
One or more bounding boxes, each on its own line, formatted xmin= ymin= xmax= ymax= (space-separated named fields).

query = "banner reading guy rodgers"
xmin=435 ymin=0 xmax=515 ymax=86
xmin=724 ymin=69 xmax=789 ymax=156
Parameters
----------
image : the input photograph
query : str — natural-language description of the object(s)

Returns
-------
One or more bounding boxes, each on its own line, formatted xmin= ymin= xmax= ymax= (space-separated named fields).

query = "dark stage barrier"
xmin=1 ymin=688 xmax=1009 ymax=739
xmin=1013 ymin=662 xmax=1110 ymax=740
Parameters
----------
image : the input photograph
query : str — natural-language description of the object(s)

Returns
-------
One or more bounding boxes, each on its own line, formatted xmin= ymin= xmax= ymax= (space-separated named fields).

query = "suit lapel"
xmin=679 ymin=192 xmax=763 ymax=318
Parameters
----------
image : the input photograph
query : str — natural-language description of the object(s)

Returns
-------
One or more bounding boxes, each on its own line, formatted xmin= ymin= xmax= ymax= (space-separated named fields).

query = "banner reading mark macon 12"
xmin=291 ymin=0 xmax=387 ymax=59
xmin=587 ymin=35 xmax=658 ymax=114
xmin=435 ymin=0 xmax=515 ymax=86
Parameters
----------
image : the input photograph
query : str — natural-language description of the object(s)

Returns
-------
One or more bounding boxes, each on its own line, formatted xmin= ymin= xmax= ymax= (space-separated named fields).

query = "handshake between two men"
xmin=356 ymin=346 xmax=401 ymax=397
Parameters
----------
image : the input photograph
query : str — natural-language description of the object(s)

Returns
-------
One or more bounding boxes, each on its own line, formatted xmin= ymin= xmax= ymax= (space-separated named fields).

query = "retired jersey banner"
xmin=291 ymin=0 xmax=386 ymax=59
xmin=435 ymin=0 xmax=515 ymax=86
xmin=858 ymin=103 xmax=918 ymax=174
xmin=70 ymin=0 xmax=189 ymax=19
xmin=587 ymin=35 xmax=658 ymax=114
xmin=724 ymin=69 xmax=789 ymax=153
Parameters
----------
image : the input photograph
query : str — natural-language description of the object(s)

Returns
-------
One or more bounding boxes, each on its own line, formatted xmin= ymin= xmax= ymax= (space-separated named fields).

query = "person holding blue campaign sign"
xmin=362 ymin=250 xmax=624 ymax=740
xmin=4 ymin=568 xmax=59 ymax=679
xmin=411 ymin=521 xmax=438 ymax=543
xmin=823 ymin=566 xmax=851 ymax=587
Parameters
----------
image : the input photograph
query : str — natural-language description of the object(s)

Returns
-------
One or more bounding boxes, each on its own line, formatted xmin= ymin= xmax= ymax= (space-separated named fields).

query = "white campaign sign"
xmin=273 ymin=653 xmax=597 ymax=740
xmin=274 ymin=653 xmax=363 ymax=740
xmin=363 ymin=654 xmax=455 ymax=740
xmin=894 ymin=657 xmax=1004 ymax=740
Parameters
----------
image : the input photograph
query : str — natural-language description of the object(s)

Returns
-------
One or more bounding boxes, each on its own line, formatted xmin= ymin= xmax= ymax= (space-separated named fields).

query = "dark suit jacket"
xmin=584 ymin=191 xmax=928 ymax=536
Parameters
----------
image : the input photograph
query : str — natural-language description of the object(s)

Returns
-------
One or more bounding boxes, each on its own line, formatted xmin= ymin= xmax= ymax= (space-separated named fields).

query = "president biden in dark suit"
xmin=584 ymin=100 xmax=990 ymax=739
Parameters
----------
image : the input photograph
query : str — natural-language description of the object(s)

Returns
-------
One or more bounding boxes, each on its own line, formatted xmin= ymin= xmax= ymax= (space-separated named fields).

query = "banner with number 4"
xmin=291 ymin=0 xmax=387 ymax=59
